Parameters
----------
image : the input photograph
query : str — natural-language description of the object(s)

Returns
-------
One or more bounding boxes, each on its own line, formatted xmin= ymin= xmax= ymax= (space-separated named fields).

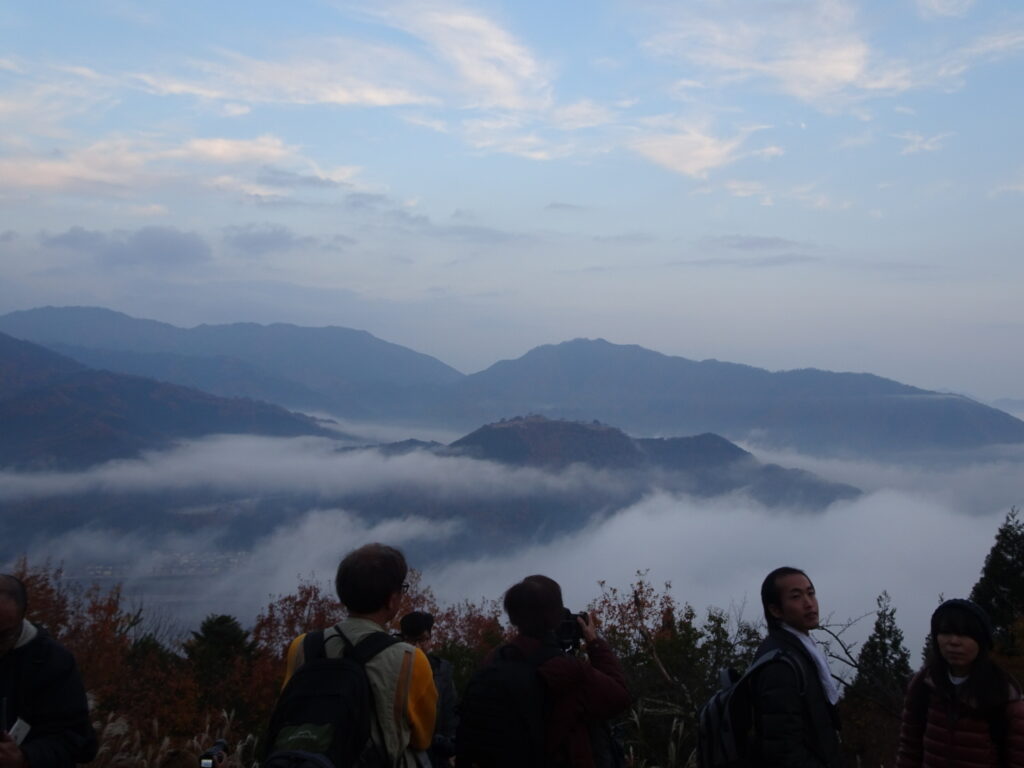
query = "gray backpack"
xmin=696 ymin=649 xmax=805 ymax=768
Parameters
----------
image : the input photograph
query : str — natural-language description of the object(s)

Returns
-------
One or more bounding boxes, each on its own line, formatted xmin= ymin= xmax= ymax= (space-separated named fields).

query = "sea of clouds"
xmin=2 ymin=431 xmax=1022 ymax=662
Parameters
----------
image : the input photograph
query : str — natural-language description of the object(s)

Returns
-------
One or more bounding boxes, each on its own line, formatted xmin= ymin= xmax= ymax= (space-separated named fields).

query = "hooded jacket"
xmin=752 ymin=626 xmax=844 ymax=768
xmin=0 ymin=622 xmax=98 ymax=767
xmin=896 ymin=668 xmax=1024 ymax=768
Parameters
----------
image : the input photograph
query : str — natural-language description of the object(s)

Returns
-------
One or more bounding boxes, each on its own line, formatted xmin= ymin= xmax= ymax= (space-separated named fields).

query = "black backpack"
xmin=263 ymin=627 xmax=398 ymax=768
xmin=454 ymin=643 xmax=565 ymax=768
xmin=696 ymin=649 xmax=804 ymax=768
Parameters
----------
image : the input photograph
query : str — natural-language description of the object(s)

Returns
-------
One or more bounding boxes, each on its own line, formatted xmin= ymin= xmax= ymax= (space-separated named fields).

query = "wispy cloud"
xmin=0 ymin=133 xmax=346 ymax=202
xmin=723 ymin=180 xmax=774 ymax=206
xmin=916 ymin=0 xmax=977 ymax=18
xmin=703 ymin=235 xmax=808 ymax=251
xmin=644 ymin=0 xmax=913 ymax=105
xmin=222 ymin=224 xmax=317 ymax=256
xmin=40 ymin=225 xmax=212 ymax=267
xmin=131 ymin=41 xmax=436 ymax=108
xmin=552 ymin=100 xmax=616 ymax=131
xmin=667 ymin=253 xmax=820 ymax=269
xmin=379 ymin=3 xmax=552 ymax=112
xmin=892 ymin=131 xmax=954 ymax=155
xmin=631 ymin=123 xmax=778 ymax=179
xmin=169 ymin=135 xmax=296 ymax=164
xmin=938 ymin=30 xmax=1024 ymax=81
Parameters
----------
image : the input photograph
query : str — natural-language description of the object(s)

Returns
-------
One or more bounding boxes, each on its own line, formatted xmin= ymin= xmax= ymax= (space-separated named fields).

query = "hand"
xmin=577 ymin=612 xmax=600 ymax=644
xmin=0 ymin=732 xmax=25 ymax=768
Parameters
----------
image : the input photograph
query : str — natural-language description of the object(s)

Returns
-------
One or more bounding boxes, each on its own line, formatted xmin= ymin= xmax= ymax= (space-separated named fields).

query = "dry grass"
xmin=90 ymin=710 xmax=258 ymax=768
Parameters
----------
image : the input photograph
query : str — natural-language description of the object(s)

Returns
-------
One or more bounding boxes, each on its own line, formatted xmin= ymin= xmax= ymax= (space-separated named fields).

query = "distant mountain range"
xmin=0 ymin=331 xmax=858 ymax=508
xmin=0 ymin=332 xmax=335 ymax=469
xmin=3 ymin=305 xmax=1023 ymax=456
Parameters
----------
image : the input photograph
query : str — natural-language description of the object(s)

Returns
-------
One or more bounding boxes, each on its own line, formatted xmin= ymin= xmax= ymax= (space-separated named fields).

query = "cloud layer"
xmin=3 ymin=433 xmax=1020 ymax=659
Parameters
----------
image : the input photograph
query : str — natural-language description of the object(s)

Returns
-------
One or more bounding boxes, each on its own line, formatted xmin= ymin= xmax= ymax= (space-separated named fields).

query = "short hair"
xmin=760 ymin=567 xmax=811 ymax=628
xmin=335 ymin=543 xmax=408 ymax=614
xmin=504 ymin=574 xmax=564 ymax=638
xmin=0 ymin=575 xmax=27 ymax=617
xmin=400 ymin=611 xmax=434 ymax=641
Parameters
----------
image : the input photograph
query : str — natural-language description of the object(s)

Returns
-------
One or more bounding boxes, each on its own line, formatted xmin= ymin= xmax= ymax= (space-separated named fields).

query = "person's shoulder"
xmin=755 ymin=628 xmax=804 ymax=662
xmin=10 ymin=626 xmax=78 ymax=681
xmin=751 ymin=631 xmax=811 ymax=686
xmin=23 ymin=624 xmax=71 ymax=658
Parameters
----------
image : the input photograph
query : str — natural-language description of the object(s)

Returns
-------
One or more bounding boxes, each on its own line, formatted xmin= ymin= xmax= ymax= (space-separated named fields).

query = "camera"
xmin=555 ymin=608 xmax=589 ymax=650
xmin=199 ymin=739 xmax=228 ymax=768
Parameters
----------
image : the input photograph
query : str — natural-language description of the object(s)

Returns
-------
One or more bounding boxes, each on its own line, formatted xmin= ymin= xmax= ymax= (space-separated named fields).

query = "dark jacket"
xmin=896 ymin=668 xmax=1024 ymax=768
xmin=0 ymin=624 xmax=98 ymax=767
xmin=427 ymin=652 xmax=458 ymax=767
xmin=753 ymin=627 xmax=843 ymax=768
xmin=509 ymin=634 xmax=630 ymax=768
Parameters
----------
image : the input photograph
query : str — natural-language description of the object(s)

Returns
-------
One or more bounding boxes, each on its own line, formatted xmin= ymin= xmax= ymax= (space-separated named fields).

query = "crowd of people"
xmin=1 ymin=545 xmax=1022 ymax=767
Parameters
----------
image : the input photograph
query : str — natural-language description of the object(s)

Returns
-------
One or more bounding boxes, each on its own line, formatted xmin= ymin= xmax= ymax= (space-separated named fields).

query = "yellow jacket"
xmin=283 ymin=617 xmax=437 ymax=764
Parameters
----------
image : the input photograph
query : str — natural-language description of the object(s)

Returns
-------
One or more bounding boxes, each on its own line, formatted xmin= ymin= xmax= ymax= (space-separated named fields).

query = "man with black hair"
xmin=0 ymin=574 xmax=97 ymax=768
xmin=279 ymin=544 xmax=437 ymax=767
xmin=753 ymin=567 xmax=843 ymax=767
xmin=399 ymin=612 xmax=457 ymax=767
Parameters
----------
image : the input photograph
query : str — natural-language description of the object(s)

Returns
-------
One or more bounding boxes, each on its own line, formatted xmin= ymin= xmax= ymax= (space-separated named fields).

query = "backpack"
xmin=454 ymin=643 xmax=565 ymax=768
xmin=696 ymin=649 xmax=805 ymax=768
xmin=263 ymin=627 xmax=398 ymax=768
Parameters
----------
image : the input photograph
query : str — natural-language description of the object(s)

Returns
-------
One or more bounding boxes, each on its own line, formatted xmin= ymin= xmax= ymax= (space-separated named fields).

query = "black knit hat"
xmin=931 ymin=599 xmax=994 ymax=649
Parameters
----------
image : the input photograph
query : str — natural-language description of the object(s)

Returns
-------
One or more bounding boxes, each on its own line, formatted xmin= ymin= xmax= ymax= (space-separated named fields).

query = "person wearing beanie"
xmin=896 ymin=598 xmax=1024 ymax=767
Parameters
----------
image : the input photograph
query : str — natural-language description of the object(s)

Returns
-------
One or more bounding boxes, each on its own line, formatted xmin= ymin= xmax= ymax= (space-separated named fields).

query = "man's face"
xmin=0 ymin=599 xmax=22 ymax=657
xmin=769 ymin=573 xmax=819 ymax=633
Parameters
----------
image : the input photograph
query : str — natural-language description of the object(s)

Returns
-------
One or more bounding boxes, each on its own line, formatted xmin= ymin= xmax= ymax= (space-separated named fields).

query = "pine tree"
xmin=840 ymin=593 xmax=913 ymax=768
xmin=848 ymin=591 xmax=912 ymax=712
xmin=184 ymin=614 xmax=257 ymax=714
xmin=970 ymin=507 xmax=1024 ymax=648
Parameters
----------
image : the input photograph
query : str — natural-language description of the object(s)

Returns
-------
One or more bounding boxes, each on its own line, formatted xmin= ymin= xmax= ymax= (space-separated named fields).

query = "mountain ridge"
xmin=0 ymin=332 xmax=339 ymax=470
xmin=3 ymin=306 xmax=1022 ymax=456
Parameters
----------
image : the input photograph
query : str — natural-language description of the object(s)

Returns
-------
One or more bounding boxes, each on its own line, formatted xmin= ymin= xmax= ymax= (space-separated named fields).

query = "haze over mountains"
xmin=2 ymin=306 xmax=1021 ymax=634
xmin=2 ymin=305 xmax=1023 ymax=457
xmin=0 ymin=332 xmax=334 ymax=469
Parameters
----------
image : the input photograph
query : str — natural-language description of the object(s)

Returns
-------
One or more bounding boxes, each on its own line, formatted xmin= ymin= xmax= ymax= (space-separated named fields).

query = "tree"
xmin=847 ymin=591 xmax=912 ymax=709
xmin=970 ymin=507 xmax=1024 ymax=649
xmin=839 ymin=591 xmax=913 ymax=768
xmin=185 ymin=614 xmax=257 ymax=717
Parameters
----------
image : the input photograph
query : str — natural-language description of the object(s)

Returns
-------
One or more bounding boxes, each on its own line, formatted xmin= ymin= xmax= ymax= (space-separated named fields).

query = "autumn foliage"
xmin=10 ymin=508 xmax=1023 ymax=767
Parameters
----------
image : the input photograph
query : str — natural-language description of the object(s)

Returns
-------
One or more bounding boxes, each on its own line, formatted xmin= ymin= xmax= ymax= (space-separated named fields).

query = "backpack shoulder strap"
xmin=302 ymin=630 xmax=327 ymax=663
xmin=744 ymin=648 xmax=805 ymax=693
xmin=347 ymin=630 xmax=400 ymax=667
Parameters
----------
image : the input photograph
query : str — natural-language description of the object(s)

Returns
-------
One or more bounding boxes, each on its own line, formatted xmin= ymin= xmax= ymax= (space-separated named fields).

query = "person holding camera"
xmin=456 ymin=574 xmax=630 ymax=768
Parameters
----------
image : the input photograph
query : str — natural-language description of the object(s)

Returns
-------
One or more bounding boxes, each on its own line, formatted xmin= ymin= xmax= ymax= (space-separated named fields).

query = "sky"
xmin=1 ymin=0 xmax=1023 ymax=399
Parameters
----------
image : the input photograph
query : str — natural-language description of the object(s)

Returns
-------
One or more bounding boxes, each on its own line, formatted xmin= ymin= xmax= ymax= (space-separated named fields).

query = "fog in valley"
xmin=3 ymin=428 xmax=1021 ymax=660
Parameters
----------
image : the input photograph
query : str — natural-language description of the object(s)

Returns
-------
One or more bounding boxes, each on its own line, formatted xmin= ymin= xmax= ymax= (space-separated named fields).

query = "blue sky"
xmin=1 ymin=0 xmax=1023 ymax=399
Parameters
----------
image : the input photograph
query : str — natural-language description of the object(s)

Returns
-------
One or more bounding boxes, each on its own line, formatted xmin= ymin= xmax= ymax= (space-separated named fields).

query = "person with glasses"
xmin=277 ymin=543 xmax=437 ymax=768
